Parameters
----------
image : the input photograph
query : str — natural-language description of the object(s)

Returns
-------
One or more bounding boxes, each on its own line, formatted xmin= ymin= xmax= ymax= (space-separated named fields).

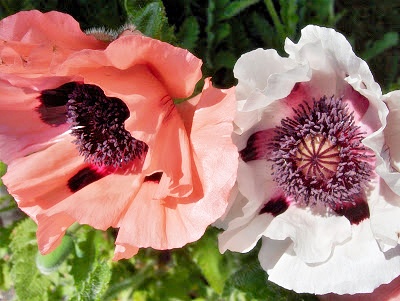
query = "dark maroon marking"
xmin=259 ymin=196 xmax=289 ymax=216
xmin=332 ymin=197 xmax=370 ymax=225
xmin=144 ymin=172 xmax=163 ymax=183
xmin=67 ymin=167 xmax=105 ymax=192
xmin=240 ymin=130 xmax=273 ymax=162
xmin=36 ymin=82 xmax=80 ymax=126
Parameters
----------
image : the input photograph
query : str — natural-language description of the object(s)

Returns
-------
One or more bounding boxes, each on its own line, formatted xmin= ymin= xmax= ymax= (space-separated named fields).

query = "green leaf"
xmin=361 ymin=32 xmax=399 ymax=61
xmin=10 ymin=218 xmax=52 ymax=301
xmin=76 ymin=262 xmax=111 ymax=301
xmin=189 ymin=228 xmax=229 ymax=294
xmin=279 ymin=0 xmax=298 ymax=37
xmin=70 ymin=228 xmax=111 ymax=301
xmin=36 ymin=235 xmax=74 ymax=275
xmin=223 ymin=262 xmax=318 ymax=301
xmin=177 ymin=16 xmax=200 ymax=51
xmin=214 ymin=51 xmax=237 ymax=69
xmin=215 ymin=23 xmax=231 ymax=44
xmin=219 ymin=0 xmax=260 ymax=21
xmin=123 ymin=0 xmax=175 ymax=41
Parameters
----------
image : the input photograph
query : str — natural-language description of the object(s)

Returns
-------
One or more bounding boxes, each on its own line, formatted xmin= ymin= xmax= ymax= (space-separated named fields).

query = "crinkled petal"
xmin=3 ymin=138 xmax=83 ymax=217
xmin=35 ymin=172 xmax=143 ymax=254
xmin=59 ymin=34 xmax=202 ymax=99
xmin=264 ymin=205 xmax=351 ymax=263
xmin=260 ymin=221 xmax=400 ymax=294
xmin=234 ymin=49 xmax=311 ymax=113
xmin=375 ymin=90 xmax=400 ymax=195
xmin=370 ymin=178 xmax=400 ymax=252
xmin=0 ymin=10 xmax=106 ymax=74
xmin=114 ymin=80 xmax=237 ymax=258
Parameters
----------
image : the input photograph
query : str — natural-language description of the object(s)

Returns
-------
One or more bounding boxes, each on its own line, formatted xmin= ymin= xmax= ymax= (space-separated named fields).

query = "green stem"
xmin=264 ymin=0 xmax=285 ymax=40
xmin=103 ymin=264 xmax=153 ymax=300
xmin=67 ymin=222 xmax=83 ymax=234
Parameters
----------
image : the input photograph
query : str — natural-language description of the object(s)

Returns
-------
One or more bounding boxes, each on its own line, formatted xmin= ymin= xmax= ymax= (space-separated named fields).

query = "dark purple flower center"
xmin=37 ymin=82 xmax=148 ymax=169
xmin=270 ymin=96 xmax=374 ymax=208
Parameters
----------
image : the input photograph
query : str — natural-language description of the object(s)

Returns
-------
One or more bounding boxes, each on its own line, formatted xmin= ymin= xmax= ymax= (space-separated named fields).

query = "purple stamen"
xmin=67 ymin=83 xmax=148 ymax=168
xmin=269 ymin=96 xmax=374 ymax=208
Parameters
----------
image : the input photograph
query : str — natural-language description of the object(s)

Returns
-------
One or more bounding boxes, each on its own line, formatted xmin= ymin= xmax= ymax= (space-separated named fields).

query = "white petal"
xmin=260 ymin=221 xmax=400 ymax=294
xmin=264 ymin=205 xmax=351 ymax=263
xmin=286 ymin=25 xmax=381 ymax=95
xmin=374 ymin=90 xmax=400 ymax=195
xmin=383 ymin=90 xmax=400 ymax=170
xmin=219 ymin=211 xmax=275 ymax=253
xmin=236 ymin=159 xmax=274 ymax=210
xmin=219 ymin=160 xmax=280 ymax=253
xmin=234 ymin=48 xmax=311 ymax=113
xmin=369 ymin=178 xmax=400 ymax=252
xmin=213 ymin=184 xmax=243 ymax=229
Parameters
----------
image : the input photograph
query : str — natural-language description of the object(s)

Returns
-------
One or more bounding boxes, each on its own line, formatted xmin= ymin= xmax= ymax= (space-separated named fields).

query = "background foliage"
xmin=0 ymin=0 xmax=399 ymax=300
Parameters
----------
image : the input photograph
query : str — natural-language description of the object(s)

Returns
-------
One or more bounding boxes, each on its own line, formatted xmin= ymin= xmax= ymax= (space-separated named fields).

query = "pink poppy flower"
xmin=0 ymin=11 xmax=238 ymax=259
xmin=218 ymin=25 xmax=400 ymax=294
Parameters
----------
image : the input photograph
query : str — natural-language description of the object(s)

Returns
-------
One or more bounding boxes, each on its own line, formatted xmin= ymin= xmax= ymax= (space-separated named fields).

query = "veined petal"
xmin=35 ymin=172 xmax=144 ymax=254
xmin=114 ymin=79 xmax=237 ymax=258
xmin=3 ymin=138 xmax=83 ymax=218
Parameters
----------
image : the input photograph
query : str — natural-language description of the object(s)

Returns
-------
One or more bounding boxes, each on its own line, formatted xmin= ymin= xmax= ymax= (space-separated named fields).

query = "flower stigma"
xmin=270 ymin=96 xmax=374 ymax=208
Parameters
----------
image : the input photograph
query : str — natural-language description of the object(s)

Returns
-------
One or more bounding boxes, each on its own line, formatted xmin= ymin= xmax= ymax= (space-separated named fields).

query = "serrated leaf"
xmin=361 ymin=32 xmax=399 ymax=61
xmin=36 ymin=235 xmax=74 ymax=275
xmin=219 ymin=0 xmax=260 ymax=21
xmin=177 ymin=16 xmax=200 ymax=51
xmin=10 ymin=218 xmax=51 ymax=301
xmin=279 ymin=0 xmax=298 ymax=37
xmin=215 ymin=23 xmax=231 ymax=44
xmin=189 ymin=229 xmax=229 ymax=294
xmin=123 ymin=0 xmax=174 ymax=41
xmin=214 ymin=51 xmax=236 ymax=69
xmin=70 ymin=229 xmax=111 ymax=301
xmin=76 ymin=261 xmax=111 ymax=301
xmin=223 ymin=262 xmax=318 ymax=301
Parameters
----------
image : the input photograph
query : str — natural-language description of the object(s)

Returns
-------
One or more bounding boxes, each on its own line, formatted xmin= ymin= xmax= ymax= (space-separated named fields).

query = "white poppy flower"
xmin=219 ymin=25 xmax=400 ymax=295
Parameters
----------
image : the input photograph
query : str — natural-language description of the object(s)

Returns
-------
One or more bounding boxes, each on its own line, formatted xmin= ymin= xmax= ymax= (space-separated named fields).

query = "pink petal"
xmin=0 ymin=77 xmax=76 ymax=163
xmin=3 ymin=138 xmax=84 ymax=220
xmin=0 ymin=10 xmax=106 ymax=74
xmin=35 ymin=172 xmax=144 ymax=254
xmin=114 ymin=80 xmax=238 ymax=258
xmin=58 ymin=35 xmax=202 ymax=99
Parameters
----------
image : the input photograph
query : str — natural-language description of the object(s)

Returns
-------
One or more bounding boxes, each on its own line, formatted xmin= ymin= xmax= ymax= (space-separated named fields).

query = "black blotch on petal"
xmin=240 ymin=130 xmax=271 ymax=162
xmin=259 ymin=196 xmax=289 ymax=216
xmin=67 ymin=167 xmax=105 ymax=192
xmin=144 ymin=172 xmax=163 ymax=183
xmin=36 ymin=82 xmax=80 ymax=126
xmin=333 ymin=197 xmax=370 ymax=225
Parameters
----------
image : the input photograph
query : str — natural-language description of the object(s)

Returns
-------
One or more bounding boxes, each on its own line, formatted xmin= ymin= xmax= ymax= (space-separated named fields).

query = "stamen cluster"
xmin=270 ymin=96 xmax=373 ymax=207
xmin=67 ymin=84 xmax=148 ymax=168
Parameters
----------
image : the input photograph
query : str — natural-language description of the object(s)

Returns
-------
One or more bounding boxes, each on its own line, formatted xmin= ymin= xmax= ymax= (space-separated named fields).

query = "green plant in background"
xmin=0 ymin=0 xmax=399 ymax=300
